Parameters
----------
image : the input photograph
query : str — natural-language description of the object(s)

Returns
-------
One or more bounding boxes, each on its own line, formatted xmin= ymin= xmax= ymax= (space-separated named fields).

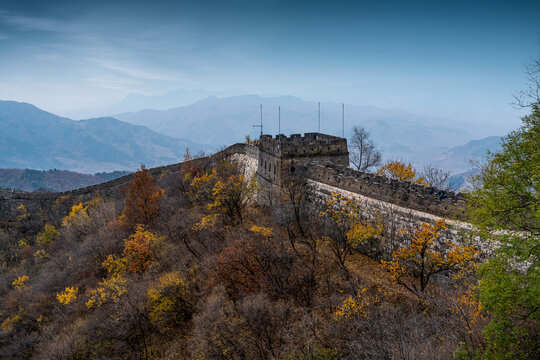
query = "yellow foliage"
xmin=377 ymin=160 xmax=428 ymax=186
xmin=86 ymin=275 xmax=127 ymax=309
xmin=193 ymin=213 xmax=220 ymax=232
xmin=12 ymin=275 xmax=29 ymax=289
xmin=62 ymin=202 xmax=89 ymax=227
xmin=147 ymin=271 xmax=191 ymax=326
xmin=189 ymin=169 xmax=217 ymax=202
xmin=57 ymin=286 xmax=78 ymax=305
xmin=334 ymin=287 xmax=380 ymax=320
xmin=249 ymin=225 xmax=273 ymax=238
xmin=102 ymin=254 xmax=128 ymax=277
xmin=16 ymin=204 xmax=29 ymax=220
xmin=321 ymin=193 xmax=382 ymax=246
xmin=382 ymin=220 xmax=478 ymax=295
xmin=37 ymin=224 xmax=59 ymax=246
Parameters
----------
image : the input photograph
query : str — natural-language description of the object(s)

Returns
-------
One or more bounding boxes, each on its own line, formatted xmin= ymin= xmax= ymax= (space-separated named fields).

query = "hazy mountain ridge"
xmin=113 ymin=94 xmax=472 ymax=164
xmin=0 ymin=101 xmax=210 ymax=173
xmin=435 ymin=136 xmax=502 ymax=174
xmin=64 ymin=88 xmax=246 ymax=119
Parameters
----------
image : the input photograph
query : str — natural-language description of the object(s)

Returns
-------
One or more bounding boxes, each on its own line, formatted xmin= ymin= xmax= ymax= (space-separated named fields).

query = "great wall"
xmin=1 ymin=133 xmax=481 ymax=254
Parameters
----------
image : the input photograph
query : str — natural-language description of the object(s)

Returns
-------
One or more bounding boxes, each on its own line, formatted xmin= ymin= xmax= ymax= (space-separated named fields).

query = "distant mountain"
xmin=0 ymin=168 xmax=130 ymax=192
xmin=433 ymin=136 xmax=502 ymax=174
xmin=64 ymin=88 xmax=245 ymax=119
xmin=0 ymin=101 xmax=210 ymax=173
xmin=114 ymin=95 xmax=472 ymax=162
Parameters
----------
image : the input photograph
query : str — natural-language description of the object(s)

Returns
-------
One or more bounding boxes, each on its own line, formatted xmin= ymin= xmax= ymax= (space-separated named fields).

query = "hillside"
xmin=434 ymin=136 xmax=502 ymax=174
xmin=0 ymin=168 xmax=130 ymax=192
xmin=0 ymin=154 xmax=486 ymax=359
xmin=0 ymin=101 xmax=210 ymax=173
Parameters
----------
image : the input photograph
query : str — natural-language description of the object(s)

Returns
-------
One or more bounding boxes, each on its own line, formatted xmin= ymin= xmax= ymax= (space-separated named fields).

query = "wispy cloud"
xmin=90 ymin=58 xmax=185 ymax=82
xmin=0 ymin=11 xmax=60 ymax=32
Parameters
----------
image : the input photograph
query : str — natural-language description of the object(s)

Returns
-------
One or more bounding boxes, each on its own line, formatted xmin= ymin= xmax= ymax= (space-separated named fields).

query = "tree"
xmin=209 ymin=173 xmax=257 ymax=225
xmin=320 ymin=193 xmax=382 ymax=279
xmin=349 ymin=127 xmax=382 ymax=172
xmin=422 ymin=164 xmax=458 ymax=191
xmin=118 ymin=165 xmax=164 ymax=231
xmin=377 ymin=160 xmax=428 ymax=186
xmin=123 ymin=225 xmax=161 ymax=273
xmin=513 ymin=55 xmax=540 ymax=109
xmin=382 ymin=220 xmax=477 ymax=298
xmin=465 ymin=104 xmax=539 ymax=359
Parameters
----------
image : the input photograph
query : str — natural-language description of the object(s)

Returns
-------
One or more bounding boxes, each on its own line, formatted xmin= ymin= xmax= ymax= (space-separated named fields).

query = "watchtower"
xmin=257 ymin=132 xmax=349 ymax=187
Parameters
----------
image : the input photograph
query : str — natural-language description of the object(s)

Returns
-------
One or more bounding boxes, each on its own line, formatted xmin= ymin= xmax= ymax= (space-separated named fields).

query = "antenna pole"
xmin=318 ymin=101 xmax=320 ymax=132
xmin=253 ymin=104 xmax=263 ymax=136
xmin=342 ymin=103 xmax=345 ymax=138
xmin=278 ymin=106 xmax=281 ymax=137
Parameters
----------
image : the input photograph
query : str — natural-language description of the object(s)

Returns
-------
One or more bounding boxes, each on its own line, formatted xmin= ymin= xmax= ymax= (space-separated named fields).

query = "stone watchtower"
xmin=257 ymin=132 xmax=349 ymax=188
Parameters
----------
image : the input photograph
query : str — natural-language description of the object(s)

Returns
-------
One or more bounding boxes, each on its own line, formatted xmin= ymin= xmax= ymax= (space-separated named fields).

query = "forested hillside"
xmin=0 ymin=169 xmax=130 ymax=192
xmin=0 ymin=157 xmax=487 ymax=359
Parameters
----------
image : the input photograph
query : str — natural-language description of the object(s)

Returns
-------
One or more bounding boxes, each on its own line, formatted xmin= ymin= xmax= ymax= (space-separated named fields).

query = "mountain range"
xmin=1 ymin=96 xmax=504 ymax=182
xmin=113 ymin=94 xmax=474 ymax=164
xmin=0 ymin=101 xmax=208 ymax=173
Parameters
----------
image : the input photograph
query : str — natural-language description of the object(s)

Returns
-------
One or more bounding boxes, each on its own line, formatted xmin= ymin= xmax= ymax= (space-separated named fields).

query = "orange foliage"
xmin=382 ymin=220 xmax=477 ymax=297
xmin=123 ymin=225 xmax=159 ymax=273
xmin=377 ymin=160 xmax=427 ymax=186
xmin=118 ymin=164 xmax=164 ymax=230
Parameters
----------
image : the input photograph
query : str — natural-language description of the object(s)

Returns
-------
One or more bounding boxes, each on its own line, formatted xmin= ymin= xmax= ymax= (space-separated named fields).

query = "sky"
xmin=0 ymin=0 xmax=539 ymax=134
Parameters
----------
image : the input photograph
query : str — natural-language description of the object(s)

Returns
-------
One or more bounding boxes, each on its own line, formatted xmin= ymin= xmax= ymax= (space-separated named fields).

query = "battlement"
xmin=259 ymin=132 xmax=348 ymax=159
xmin=257 ymin=133 xmax=349 ymax=186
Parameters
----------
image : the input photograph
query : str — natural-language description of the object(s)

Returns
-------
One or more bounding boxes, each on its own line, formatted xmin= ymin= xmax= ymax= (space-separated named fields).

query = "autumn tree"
xmin=320 ymin=193 xmax=382 ymax=279
xmin=349 ymin=126 xmax=382 ymax=172
xmin=383 ymin=220 xmax=477 ymax=298
xmin=191 ymin=161 xmax=257 ymax=227
xmin=377 ymin=160 xmax=428 ymax=186
xmin=123 ymin=225 xmax=162 ymax=273
xmin=118 ymin=164 xmax=164 ymax=231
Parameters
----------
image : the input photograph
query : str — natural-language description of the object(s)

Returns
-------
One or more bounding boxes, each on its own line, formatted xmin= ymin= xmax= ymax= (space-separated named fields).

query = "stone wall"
xmin=257 ymin=132 xmax=349 ymax=189
xmin=305 ymin=162 xmax=467 ymax=220
xmin=0 ymin=143 xmax=259 ymax=221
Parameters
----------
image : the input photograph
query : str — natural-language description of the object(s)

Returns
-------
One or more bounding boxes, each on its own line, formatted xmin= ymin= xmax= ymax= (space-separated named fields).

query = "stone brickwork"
xmin=257 ymin=132 xmax=349 ymax=191
xmin=304 ymin=162 xmax=467 ymax=220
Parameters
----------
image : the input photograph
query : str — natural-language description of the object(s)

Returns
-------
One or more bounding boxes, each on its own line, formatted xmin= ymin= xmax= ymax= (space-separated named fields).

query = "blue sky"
xmin=0 ymin=0 xmax=538 ymax=134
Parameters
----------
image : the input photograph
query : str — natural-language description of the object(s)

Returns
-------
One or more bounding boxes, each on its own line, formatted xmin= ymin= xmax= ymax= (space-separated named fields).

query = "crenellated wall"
xmin=304 ymin=162 xmax=467 ymax=220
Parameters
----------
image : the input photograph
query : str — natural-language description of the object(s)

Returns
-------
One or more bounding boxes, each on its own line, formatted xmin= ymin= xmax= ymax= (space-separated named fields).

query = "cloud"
xmin=90 ymin=58 xmax=185 ymax=82
xmin=0 ymin=11 xmax=60 ymax=32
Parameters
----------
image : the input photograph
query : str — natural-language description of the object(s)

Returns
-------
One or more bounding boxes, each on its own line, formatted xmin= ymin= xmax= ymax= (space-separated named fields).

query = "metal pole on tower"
xmin=342 ymin=103 xmax=345 ymax=138
xmin=318 ymin=101 xmax=320 ymax=132
xmin=253 ymin=104 xmax=263 ymax=136
xmin=278 ymin=106 xmax=281 ymax=136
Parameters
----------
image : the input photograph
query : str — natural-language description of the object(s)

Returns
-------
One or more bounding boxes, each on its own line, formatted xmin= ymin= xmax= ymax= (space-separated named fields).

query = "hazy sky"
xmin=0 ymin=0 xmax=538 ymax=132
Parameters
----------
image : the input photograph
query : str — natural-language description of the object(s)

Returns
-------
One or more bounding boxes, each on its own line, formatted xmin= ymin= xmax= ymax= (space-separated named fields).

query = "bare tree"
xmin=513 ymin=54 xmax=540 ymax=109
xmin=349 ymin=127 xmax=382 ymax=172
xmin=422 ymin=164 xmax=458 ymax=191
